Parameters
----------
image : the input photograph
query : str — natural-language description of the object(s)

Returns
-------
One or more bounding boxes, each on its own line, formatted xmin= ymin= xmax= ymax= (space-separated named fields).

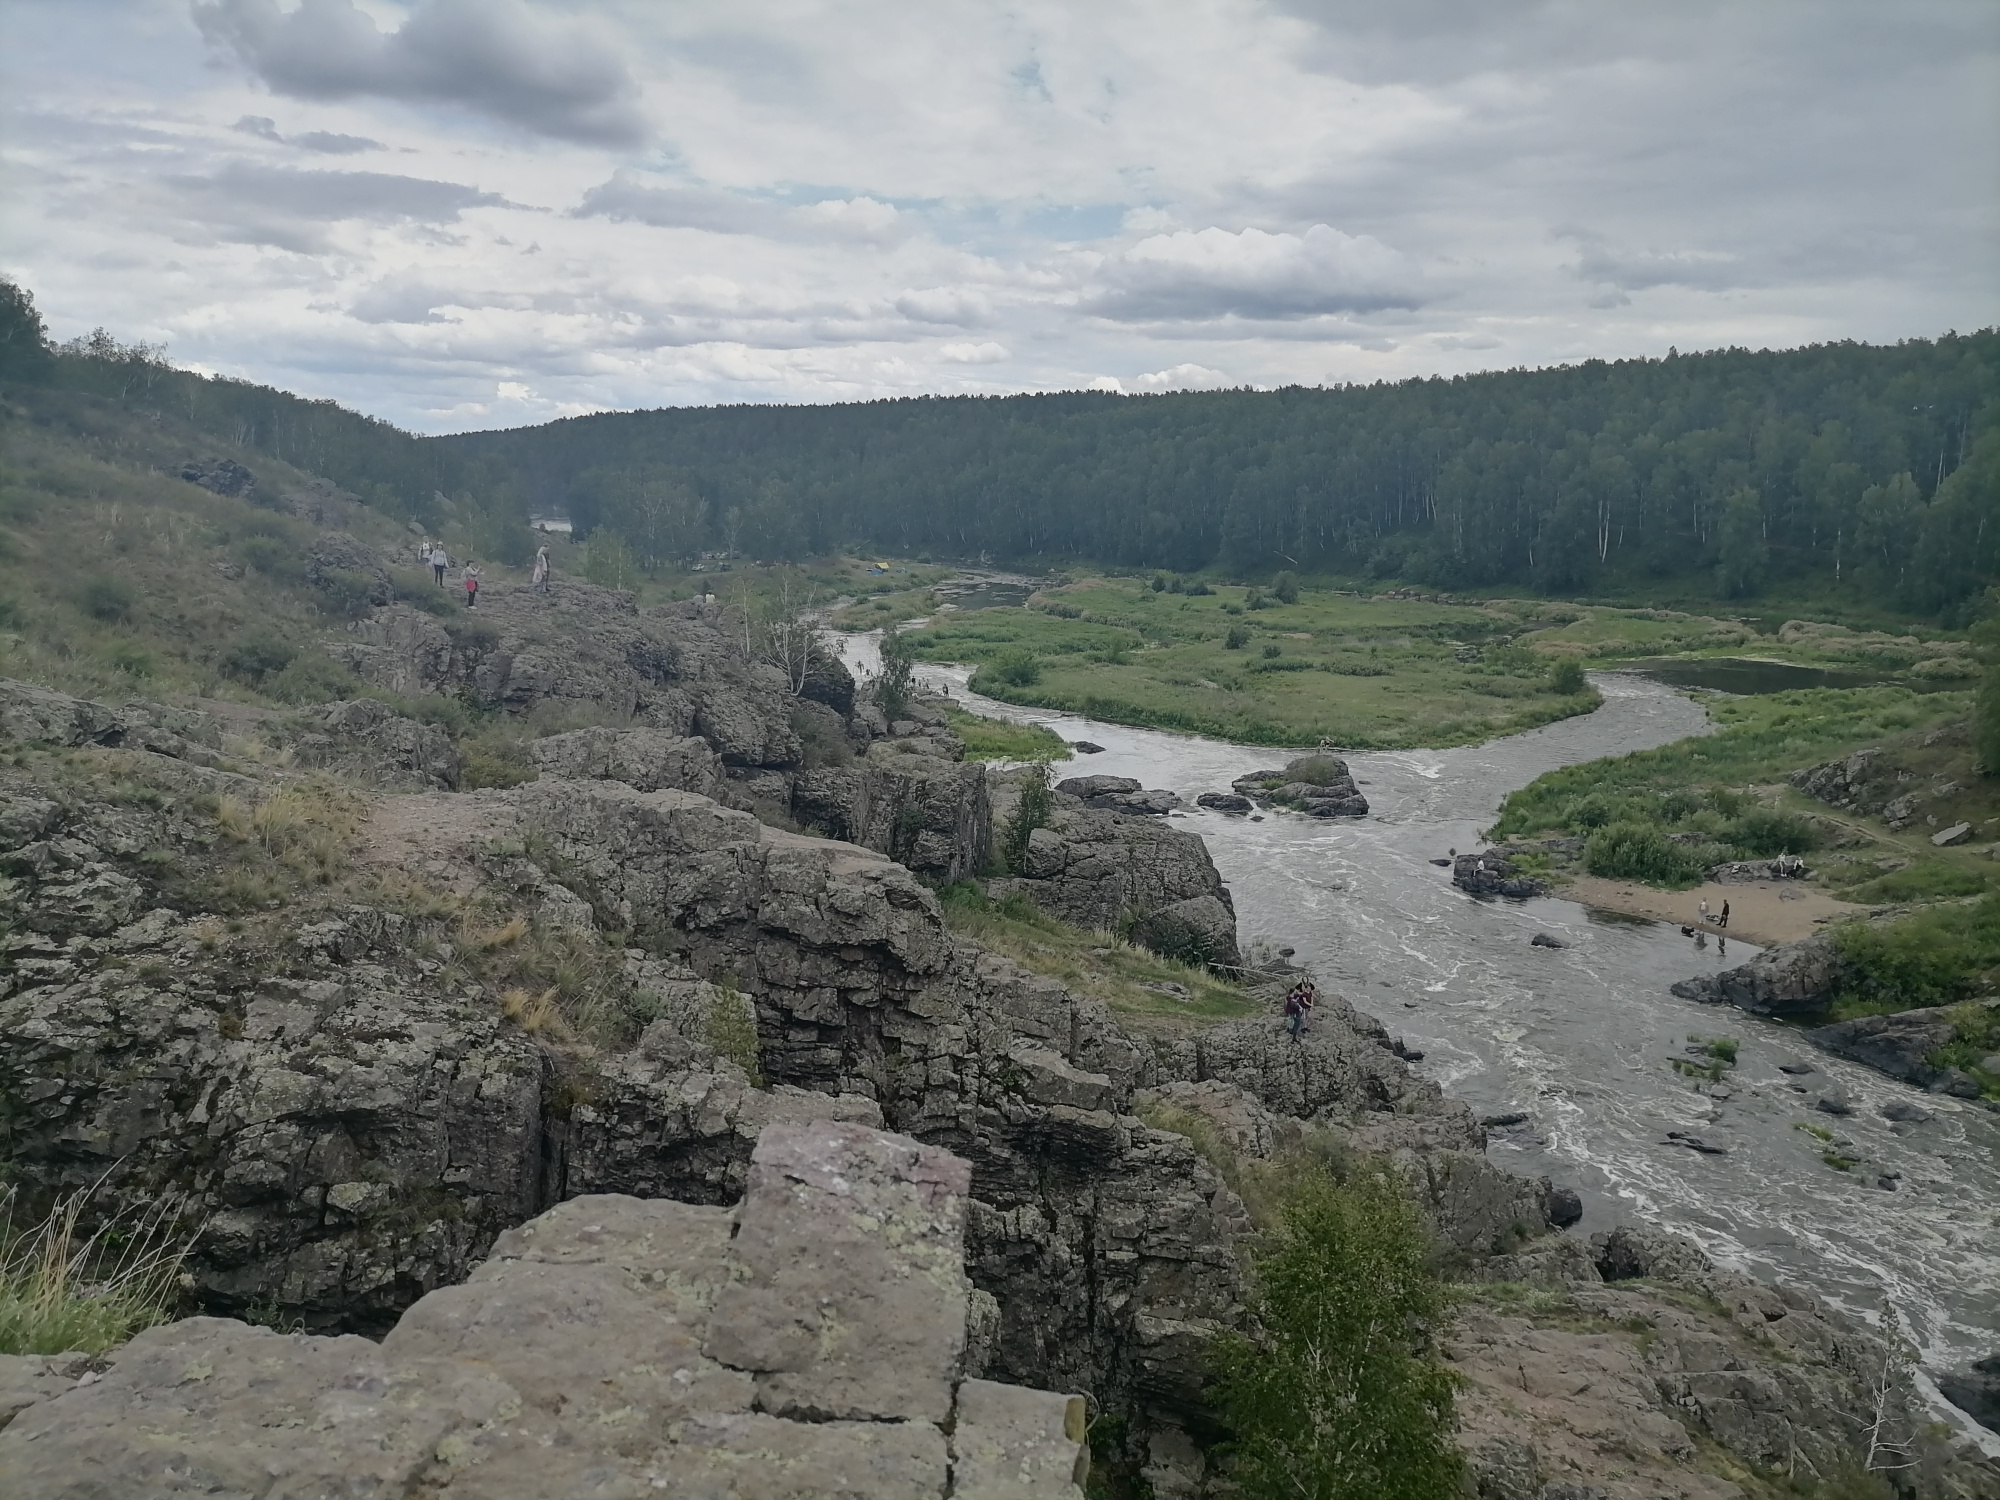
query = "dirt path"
xmin=1562 ymin=874 xmax=1870 ymax=948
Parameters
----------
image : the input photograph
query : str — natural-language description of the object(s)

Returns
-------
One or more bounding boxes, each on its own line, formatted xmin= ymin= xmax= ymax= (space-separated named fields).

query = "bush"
xmin=1548 ymin=658 xmax=1587 ymax=695
xmin=1584 ymin=821 xmax=1708 ymax=885
xmin=1271 ymin=570 xmax=1300 ymax=605
xmin=1208 ymin=1164 xmax=1460 ymax=1499
xmin=1001 ymin=761 xmax=1055 ymax=874
xmin=1727 ymin=807 xmax=1819 ymax=857
xmin=1834 ymin=895 xmax=2000 ymax=1013
xmin=263 ymin=652 xmax=357 ymax=704
xmin=1285 ymin=755 xmax=1348 ymax=786
xmin=1262 ymin=644 xmax=1282 ymax=659
xmin=0 ymin=1186 xmax=189 ymax=1356
xmin=984 ymin=649 xmax=1042 ymax=688
xmin=1245 ymin=588 xmax=1269 ymax=610
xmin=236 ymin=535 xmax=300 ymax=577
xmin=1225 ymin=625 xmax=1251 ymax=649
xmin=77 ymin=576 xmax=133 ymax=621
xmin=222 ymin=631 xmax=296 ymax=683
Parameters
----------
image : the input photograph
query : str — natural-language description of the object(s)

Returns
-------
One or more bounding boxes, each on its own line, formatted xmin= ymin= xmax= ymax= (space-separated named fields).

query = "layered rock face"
xmin=0 ymin=1121 xmax=1091 ymax=1500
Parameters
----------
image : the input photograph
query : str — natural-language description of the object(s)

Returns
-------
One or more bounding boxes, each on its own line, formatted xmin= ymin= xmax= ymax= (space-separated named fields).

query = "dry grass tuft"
xmin=500 ymin=985 xmax=566 ymax=1036
xmin=467 ymin=914 xmax=530 ymax=951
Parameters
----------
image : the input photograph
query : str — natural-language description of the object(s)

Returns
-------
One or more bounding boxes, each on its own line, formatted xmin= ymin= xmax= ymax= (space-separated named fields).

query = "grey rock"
xmin=292 ymin=697 xmax=460 ymax=789
xmin=1071 ymin=741 xmax=1105 ymax=754
xmin=1777 ymin=1060 xmax=1816 ymax=1074
xmin=528 ymin=724 xmax=724 ymax=797
xmin=1671 ymin=933 xmax=1842 ymax=1017
xmin=1881 ymin=1099 xmax=1932 ymax=1124
xmin=1806 ymin=1002 xmax=1993 ymax=1089
xmin=1454 ymin=851 xmax=1547 ymax=899
xmin=793 ymin=747 xmax=991 ymax=883
xmin=1937 ymin=1352 xmax=2000 ymax=1434
xmin=1814 ymin=1094 xmax=1855 ymax=1116
xmin=1195 ymin=791 xmax=1252 ymax=813
xmin=1932 ymin=821 xmax=1974 ymax=846
xmin=179 ymin=456 xmax=255 ymax=496
xmin=1592 ymin=1225 xmax=1714 ymax=1286
xmin=1530 ymin=932 xmax=1568 ymax=949
xmin=1543 ymin=1186 xmax=1584 ymax=1227
xmin=1056 ymin=774 xmax=1141 ymax=799
xmin=1132 ymin=893 xmax=1243 ymax=971
xmin=0 ymin=1126 xmax=1089 ymax=1499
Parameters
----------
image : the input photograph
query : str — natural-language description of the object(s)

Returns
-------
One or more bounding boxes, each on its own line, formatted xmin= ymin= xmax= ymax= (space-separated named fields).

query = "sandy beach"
xmin=1561 ymin=874 xmax=1871 ymax=948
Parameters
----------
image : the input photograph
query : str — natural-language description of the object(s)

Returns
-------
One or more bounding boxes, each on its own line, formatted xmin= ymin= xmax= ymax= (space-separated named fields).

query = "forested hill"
xmin=442 ymin=333 xmax=1998 ymax=619
xmin=2 ymin=274 xmax=1994 ymax=621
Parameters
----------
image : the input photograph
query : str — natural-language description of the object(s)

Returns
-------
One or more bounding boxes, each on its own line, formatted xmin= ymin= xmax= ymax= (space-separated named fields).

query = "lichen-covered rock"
xmin=1669 ymin=932 xmax=1843 ymax=1017
xmin=793 ymin=745 xmax=992 ymax=884
xmin=0 ymin=1125 xmax=1091 ymax=1500
xmin=291 ymin=697 xmax=460 ymax=789
xmin=528 ymin=723 xmax=723 ymax=796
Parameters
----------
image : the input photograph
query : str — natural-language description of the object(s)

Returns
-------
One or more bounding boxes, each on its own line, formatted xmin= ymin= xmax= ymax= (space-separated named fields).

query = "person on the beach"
xmin=1719 ymin=900 xmax=1730 ymax=930
xmin=1698 ymin=897 xmax=1710 ymax=924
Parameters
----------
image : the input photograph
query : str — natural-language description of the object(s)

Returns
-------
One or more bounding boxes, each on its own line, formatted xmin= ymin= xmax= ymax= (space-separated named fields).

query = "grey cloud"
xmin=193 ymin=0 xmax=646 ymax=146
xmin=296 ymin=130 xmax=383 ymax=154
xmin=575 ymin=173 xmax=904 ymax=245
xmin=1087 ymin=224 xmax=1422 ymax=323
xmin=161 ymin=161 xmax=508 ymax=251
xmin=232 ymin=114 xmax=282 ymax=140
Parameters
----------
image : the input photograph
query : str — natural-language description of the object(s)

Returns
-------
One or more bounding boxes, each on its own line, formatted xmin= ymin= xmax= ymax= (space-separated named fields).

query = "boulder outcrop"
xmin=292 ymin=697 xmax=461 ymax=789
xmin=1806 ymin=1002 xmax=1996 ymax=1095
xmin=1453 ymin=849 xmax=1548 ymax=898
xmin=0 ymin=1121 xmax=1092 ymax=1499
xmin=1669 ymin=932 xmax=1844 ymax=1016
xmin=528 ymin=723 xmax=724 ymax=798
xmin=1230 ymin=756 xmax=1368 ymax=818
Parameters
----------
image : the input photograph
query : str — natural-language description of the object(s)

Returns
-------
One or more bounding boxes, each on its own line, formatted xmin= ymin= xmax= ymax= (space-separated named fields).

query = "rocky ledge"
xmin=1453 ymin=848 xmax=1550 ymax=898
xmin=0 ymin=1120 xmax=1091 ymax=1499
xmin=1229 ymin=755 xmax=1368 ymax=818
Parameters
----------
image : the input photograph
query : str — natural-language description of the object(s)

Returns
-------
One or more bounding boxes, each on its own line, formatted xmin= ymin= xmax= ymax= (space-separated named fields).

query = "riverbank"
xmin=1563 ymin=873 xmax=1869 ymax=947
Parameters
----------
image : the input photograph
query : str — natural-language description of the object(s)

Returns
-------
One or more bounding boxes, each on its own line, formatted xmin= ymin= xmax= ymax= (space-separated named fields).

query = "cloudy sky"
xmin=4 ymin=1 xmax=1996 ymax=433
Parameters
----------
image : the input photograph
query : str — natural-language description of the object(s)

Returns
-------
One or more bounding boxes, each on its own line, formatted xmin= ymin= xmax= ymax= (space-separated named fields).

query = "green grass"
xmin=899 ymin=577 xmax=1602 ymax=749
xmin=0 ymin=1187 xmax=189 ymax=1355
xmin=936 ymin=883 xmax=1259 ymax=1025
xmin=1488 ymin=687 xmax=1965 ymax=887
xmin=1828 ymin=858 xmax=1995 ymax=904
xmin=938 ymin=704 xmax=1071 ymax=762
xmin=1830 ymin=893 xmax=2000 ymax=1018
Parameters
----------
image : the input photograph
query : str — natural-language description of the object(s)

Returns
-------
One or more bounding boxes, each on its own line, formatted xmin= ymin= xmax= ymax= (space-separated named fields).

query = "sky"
xmin=3 ymin=0 xmax=1997 ymax=434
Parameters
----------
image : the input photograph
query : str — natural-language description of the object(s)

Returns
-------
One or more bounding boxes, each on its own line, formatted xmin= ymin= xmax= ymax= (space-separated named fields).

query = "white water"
xmin=843 ymin=630 xmax=2000 ymax=1381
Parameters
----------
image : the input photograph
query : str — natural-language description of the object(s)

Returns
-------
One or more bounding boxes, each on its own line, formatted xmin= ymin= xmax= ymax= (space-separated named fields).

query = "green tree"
xmin=0 ymin=279 xmax=54 ymax=383
xmin=1271 ymin=570 xmax=1301 ymax=605
xmin=877 ymin=625 xmax=915 ymax=720
xmin=1714 ymin=486 xmax=1768 ymax=598
xmin=1001 ymin=761 xmax=1054 ymax=873
xmin=1548 ymin=657 xmax=1587 ymax=695
xmin=1209 ymin=1165 xmax=1461 ymax=1500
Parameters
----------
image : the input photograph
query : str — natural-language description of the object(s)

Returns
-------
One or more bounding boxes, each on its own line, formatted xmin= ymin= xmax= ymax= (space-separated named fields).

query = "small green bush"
xmin=1225 ymin=625 xmax=1251 ymax=649
xmin=222 ymin=631 xmax=296 ymax=682
xmin=1270 ymin=570 xmax=1300 ymax=605
xmin=983 ymin=649 xmax=1042 ymax=688
xmin=1261 ymin=644 xmax=1282 ymax=659
xmin=1727 ymin=807 xmax=1818 ymax=857
xmin=263 ymin=652 xmax=357 ymax=704
xmin=236 ymin=535 xmax=300 ymax=577
xmin=1285 ymin=756 xmax=1349 ymax=786
xmin=1834 ymin=893 xmax=2000 ymax=1012
xmin=1548 ymin=658 xmax=1587 ymax=695
xmin=1001 ymin=761 xmax=1054 ymax=874
xmin=1584 ymin=821 xmax=1708 ymax=885
xmin=77 ymin=576 xmax=133 ymax=621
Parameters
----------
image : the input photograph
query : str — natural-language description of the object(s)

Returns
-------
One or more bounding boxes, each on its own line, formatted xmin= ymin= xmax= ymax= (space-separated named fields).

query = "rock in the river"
xmin=1229 ymin=756 xmax=1369 ymax=818
xmin=1195 ymin=791 xmax=1252 ymax=813
xmin=0 ymin=1122 xmax=1092 ymax=1500
xmin=1056 ymin=774 xmax=1181 ymax=816
xmin=1938 ymin=1352 xmax=2000 ymax=1434
xmin=1454 ymin=851 xmax=1547 ymax=898
xmin=1544 ymin=1186 xmax=1584 ymax=1227
xmin=1805 ymin=1001 xmax=1996 ymax=1090
xmin=1669 ymin=933 xmax=1842 ymax=1017
xmin=1814 ymin=1094 xmax=1855 ymax=1116
xmin=1071 ymin=741 xmax=1105 ymax=754
xmin=1881 ymin=1099 xmax=1932 ymax=1124
xmin=1530 ymin=932 xmax=1568 ymax=949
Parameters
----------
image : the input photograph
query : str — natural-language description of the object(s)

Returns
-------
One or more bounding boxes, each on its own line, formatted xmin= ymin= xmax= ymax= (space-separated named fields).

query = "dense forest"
xmin=4 ymin=279 xmax=1995 ymax=620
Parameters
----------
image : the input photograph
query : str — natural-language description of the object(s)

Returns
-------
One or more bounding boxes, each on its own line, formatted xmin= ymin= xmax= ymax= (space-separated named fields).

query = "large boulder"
xmin=292 ymin=698 xmax=460 ymax=790
xmin=1454 ymin=850 xmax=1547 ymax=898
xmin=1805 ymin=1002 xmax=1995 ymax=1090
xmin=1670 ymin=933 xmax=1843 ymax=1017
xmin=0 ymin=1124 xmax=1092 ymax=1499
xmin=528 ymin=723 xmax=724 ymax=797
xmin=1132 ymin=894 xmax=1243 ymax=971
xmin=793 ymin=745 xmax=992 ymax=884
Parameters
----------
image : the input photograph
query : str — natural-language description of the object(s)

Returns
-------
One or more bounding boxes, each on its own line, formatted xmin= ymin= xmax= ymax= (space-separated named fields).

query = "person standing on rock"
xmin=463 ymin=564 xmax=481 ymax=608
xmin=531 ymin=545 xmax=551 ymax=595
xmin=430 ymin=542 xmax=449 ymax=586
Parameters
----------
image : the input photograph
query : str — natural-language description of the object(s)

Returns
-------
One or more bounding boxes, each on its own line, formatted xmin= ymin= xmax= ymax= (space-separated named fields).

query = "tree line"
xmin=4 ymin=278 xmax=1994 ymax=620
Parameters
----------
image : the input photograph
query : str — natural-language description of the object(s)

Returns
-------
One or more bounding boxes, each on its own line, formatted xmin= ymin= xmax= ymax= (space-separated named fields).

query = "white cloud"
xmin=1135 ymin=362 xmax=1228 ymax=390
xmin=0 ymin=0 xmax=1988 ymax=428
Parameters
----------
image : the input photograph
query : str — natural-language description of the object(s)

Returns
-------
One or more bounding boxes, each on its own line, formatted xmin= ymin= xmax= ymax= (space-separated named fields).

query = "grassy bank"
xmin=1488 ymin=687 xmax=1972 ymax=887
xmin=938 ymin=704 xmax=1071 ymax=762
xmin=899 ymin=578 xmax=1602 ymax=749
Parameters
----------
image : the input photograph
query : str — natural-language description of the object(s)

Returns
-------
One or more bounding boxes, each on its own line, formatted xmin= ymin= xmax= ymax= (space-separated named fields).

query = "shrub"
xmin=984 ymin=649 xmax=1042 ymax=688
xmin=877 ymin=625 xmax=916 ymax=720
xmin=222 ymin=631 xmax=296 ymax=682
xmin=1184 ymin=580 xmax=1214 ymax=596
xmin=1225 ymin=625 xmax=1251 ymax=649
xmin=77 ymin=576 xmax=133 ymax=621
xmin=1285 ymin=756 xmax=1349 ymax=786
xmin=1151 ymin=574 xmax=1168 ymax=592
xmin=1261 ymin=644 xmax=1282 ymax=659
xmin=1001 ymin=761 xmax=1055 ymax=874
xmin=1271 ymin=570 xmax=1301 ymax=605
xmin=1834 ymin=893 xmax=2000 ymax=1012
xmin=1548 ymin=658 xmax=1587 ymax=695
xmin=312 ymin=568 xmax=380 ymax=620
xmin=1584 ymin=821 xmax=1707 ymax=885
xmin=263 ymin=652 xmax=357 ymax=704
xmin=1208 ymin=1164 xmax=1460 ymax=1499
xmin=1245 ymin=588 xmax=1269 ymax=610
xmin=1727 ymin=807 xmax=1818 ymax=857
xmin=236 ymin=535 xmax=300 ymax=577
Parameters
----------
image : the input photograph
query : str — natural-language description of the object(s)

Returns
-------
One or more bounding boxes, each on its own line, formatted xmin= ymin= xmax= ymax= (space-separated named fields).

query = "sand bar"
xmin=1561 ymin=874 xmax=1872 ymax=948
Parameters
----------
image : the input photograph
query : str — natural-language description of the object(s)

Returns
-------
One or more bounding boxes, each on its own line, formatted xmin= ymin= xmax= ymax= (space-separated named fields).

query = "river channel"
xmin=836 ymin=627 xmax=2000 ymax=1393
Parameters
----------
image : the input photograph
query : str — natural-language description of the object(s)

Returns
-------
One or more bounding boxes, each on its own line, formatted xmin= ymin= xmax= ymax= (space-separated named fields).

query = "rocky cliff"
xmin=1 ymin=671 xmax=1990 ymax=1495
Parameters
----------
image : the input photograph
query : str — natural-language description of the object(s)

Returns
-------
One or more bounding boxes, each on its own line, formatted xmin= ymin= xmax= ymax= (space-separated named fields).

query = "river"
xmin=838 ymin=627 xmax=2000 ymax=1395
